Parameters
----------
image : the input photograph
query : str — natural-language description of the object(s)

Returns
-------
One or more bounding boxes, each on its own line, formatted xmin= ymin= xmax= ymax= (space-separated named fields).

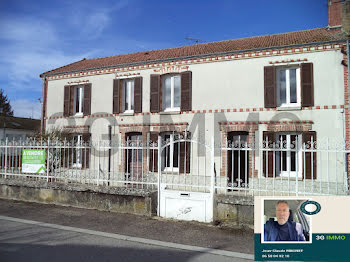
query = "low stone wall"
xmin=0 ymin=179 xmax=157 ymax=216
xmin=0 ymin=179 xmax=255 ymax=228
xmin=214 ymin=194 xmax=254 ymax=229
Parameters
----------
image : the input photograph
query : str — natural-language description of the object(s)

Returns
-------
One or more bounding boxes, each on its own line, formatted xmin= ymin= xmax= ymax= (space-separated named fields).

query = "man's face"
xmin=276 ymin=203 xmax=290 ymax=225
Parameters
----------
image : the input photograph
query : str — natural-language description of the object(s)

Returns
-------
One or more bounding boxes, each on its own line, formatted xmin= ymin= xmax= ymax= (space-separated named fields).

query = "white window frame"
xmin=162 ymin=74 xmax=180 ymax=112
xmin=73 ymin=85 xmax=84 ymax=116
xmin=276 ymin=67 xmax=301 ymax=108
xmin=162 ymin=133 xmax=179 ymax=172
xmin=276 ymin=133 xmax=302 ymax=178
xmin=123 ymin=79 xmax=134 ymax=113
xmin=72 ymin=134 xmax=82 ymax=168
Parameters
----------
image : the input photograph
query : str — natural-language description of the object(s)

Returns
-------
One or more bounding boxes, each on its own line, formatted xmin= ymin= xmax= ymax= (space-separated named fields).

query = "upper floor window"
xmin=162 ymin=74 xmax=180 ymax=112
xmin=113 ymin=77 xmax=142 ymax=114
xmin=276 ymin=67 xmax=301 ymax=107
xmin=122 ymin=79 xmax=134 ymax=113
xmin=74 ymin=85 xmax=84 ymax=115
xmin=64 ymin=84 xmax=91 ymax=117
xmin=150 ymin=71 xmax=192 ymax=113
xmin=264 ymin=63 xmax=313 ymax=109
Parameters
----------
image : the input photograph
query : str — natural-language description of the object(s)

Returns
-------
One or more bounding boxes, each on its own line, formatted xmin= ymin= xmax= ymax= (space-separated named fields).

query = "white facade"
xmin=43 ymin=42 xmax=347 ymax=192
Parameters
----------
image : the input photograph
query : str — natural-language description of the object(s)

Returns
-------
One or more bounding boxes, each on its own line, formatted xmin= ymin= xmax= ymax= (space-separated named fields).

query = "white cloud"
xmin=0 ymin=16 xmax=57 ymax=46
xmin=81 ymin=12 xmax=110 ymax=39
xmin=11 ymin=99 xmax=41 ymax=119
xmin=0 ymin=14 xmax=100 ymax=91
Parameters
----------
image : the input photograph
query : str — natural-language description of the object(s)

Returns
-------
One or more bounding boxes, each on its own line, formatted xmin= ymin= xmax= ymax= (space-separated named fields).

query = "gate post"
xmin=5 ymin=138 xmax=8 ymax=179
xmin=157 ymin=135 xmax=161 ymax=217
xmin=46 ymin=137 xmax=50 ymax=182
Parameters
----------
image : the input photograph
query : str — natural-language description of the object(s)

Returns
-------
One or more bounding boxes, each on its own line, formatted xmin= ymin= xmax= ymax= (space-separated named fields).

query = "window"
xmin=72 ymin=134 xmax=82 ymax=168
xmin=276 ymin=133 xmax=302 ymax=178
xmin=264 ymin=63 xmax=313 ymax=108
xmin=122 ymin=79 xmax=134 ymax=113
xmin=64 ymin=84 xmax=91 ymax=117
xmin=162 ymin=74 xmax=180 ymax=111
xmin=73 ymin=86 xmax=84 ymax=115
xmin=113 ymin=77 xmax=142 ymax=114
xmin=276 ymin=67 xmax=301 ymax=107
xmin=162 ymin=133 xmax=179 ymax=172
xmin=125 ymin=133 xmax=143 ymax=179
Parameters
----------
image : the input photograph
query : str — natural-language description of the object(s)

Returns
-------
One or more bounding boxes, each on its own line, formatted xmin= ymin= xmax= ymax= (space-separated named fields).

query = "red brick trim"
xmin=63 ymin=125 xmax=89 ymax=134
xmin=46 ymin=44 xmax=343 ymax=81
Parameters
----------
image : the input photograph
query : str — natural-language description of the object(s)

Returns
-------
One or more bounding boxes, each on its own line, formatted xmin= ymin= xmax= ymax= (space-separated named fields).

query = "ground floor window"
xmin=227 ymin=131 xmax=249 ymax=187
xmin=162 ymin=133 xmax=179 ymax=172
xmin=276 ymin=133 xmax=302 ymax=178
xmin=72 ymin=134 xmax=82 ymax=168
xmin=125 ymin=132 xmax=143 ymax=176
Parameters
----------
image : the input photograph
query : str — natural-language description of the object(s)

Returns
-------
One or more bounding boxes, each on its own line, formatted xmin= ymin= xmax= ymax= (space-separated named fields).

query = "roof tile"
xmin=41 ymin=27 xmax=345 ymax=77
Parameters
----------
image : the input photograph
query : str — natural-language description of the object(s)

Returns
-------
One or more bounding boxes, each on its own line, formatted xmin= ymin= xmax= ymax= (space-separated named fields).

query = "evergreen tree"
xmin=0 ymin=89 xmax=14 ymax=116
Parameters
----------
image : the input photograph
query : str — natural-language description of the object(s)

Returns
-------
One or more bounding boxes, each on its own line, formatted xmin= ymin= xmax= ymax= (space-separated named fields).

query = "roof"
xmin=0 ymin=116 xmax=41 ymax=131
xmin=41 ymin=27 xmax=346 ymax=77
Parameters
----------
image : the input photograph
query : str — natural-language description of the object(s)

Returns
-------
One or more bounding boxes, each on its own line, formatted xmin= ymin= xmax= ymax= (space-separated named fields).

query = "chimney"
xmin=328 ymin=0 xmax=350 ymax=34
xmin=342 ymin=0 xmax=350 ymax=33
xmin=328 ymin=0 xmax=342 ymax=28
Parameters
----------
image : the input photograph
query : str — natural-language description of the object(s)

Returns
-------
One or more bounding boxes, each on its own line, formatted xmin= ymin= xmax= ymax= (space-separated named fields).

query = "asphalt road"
xmin=0 ymin=218 xmax=251 ymax=262
xmin=0 ymin=199 xmax=254 ymax=254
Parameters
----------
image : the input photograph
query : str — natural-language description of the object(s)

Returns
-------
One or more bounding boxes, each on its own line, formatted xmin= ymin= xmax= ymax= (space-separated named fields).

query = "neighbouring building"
xmin=0 ymin=116 xmax=40 ymax=141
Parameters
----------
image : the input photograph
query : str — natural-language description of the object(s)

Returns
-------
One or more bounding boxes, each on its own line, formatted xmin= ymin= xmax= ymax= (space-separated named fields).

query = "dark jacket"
xmin=264 ymin=220 xmax=306 ymax=241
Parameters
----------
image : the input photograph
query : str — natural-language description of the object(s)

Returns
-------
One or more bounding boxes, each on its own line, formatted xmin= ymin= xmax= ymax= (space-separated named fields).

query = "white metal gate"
xmin=157 ymin=134 xmax=215 ymax=223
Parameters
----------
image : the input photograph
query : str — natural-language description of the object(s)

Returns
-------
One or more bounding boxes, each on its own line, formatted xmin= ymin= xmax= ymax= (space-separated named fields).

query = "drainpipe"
xmin=347 ymin=39 xmax=350 ymax=191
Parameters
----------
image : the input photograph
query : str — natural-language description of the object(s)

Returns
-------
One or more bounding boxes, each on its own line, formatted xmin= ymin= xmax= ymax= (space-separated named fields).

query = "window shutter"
xmin=63 ymin=85 xmax=71 ymax=116
xmin=181 ymin=71 xmax=192 ymax=112
xmin=149 ymin=132 xmax=158 ymax=172
xmin=302 ymin=131 xmax=317 ymax=179
xmin=301 ymin=63 xmax=314 ymax=107
xmin=83 ymin=84 xmax=91 ymax=116
xmin=134 ymin=77 xmax=143 ymax=113
xmin=69 ymin=87 xmax=75 ymax=116
xmin=82 ymin=133 xmax=91 ymax=168
xmin=263 ymin=132 xmax=275 ymax=177
xmin=113 ymin=79 xmax=121 ymax=114
xmin=179 ymin=132 xmax=191 ymax=174
xmin=150 ymin=75 xmax=160 ymax=112
xmin=264 ymin=66 xmax=276 ymax=108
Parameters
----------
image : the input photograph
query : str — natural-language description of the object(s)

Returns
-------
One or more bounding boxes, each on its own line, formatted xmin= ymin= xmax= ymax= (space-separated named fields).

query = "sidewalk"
xmin=0 ymin=199 xmax=254 ymax=255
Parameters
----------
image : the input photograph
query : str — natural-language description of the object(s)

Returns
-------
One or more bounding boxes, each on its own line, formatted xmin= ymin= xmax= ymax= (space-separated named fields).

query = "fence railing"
xmin=0 ymin=137 xmax=349 ymax=196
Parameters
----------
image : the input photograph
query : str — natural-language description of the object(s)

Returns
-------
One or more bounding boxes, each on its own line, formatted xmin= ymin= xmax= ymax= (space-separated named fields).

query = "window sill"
xmin=73 ymin=113 xmax=84 ymax=118
xmin=160 ymin=111 xmax=181 ymax=115
xmin=163 ymin=168 xmax=180 ymax=174
xmin=279 ymin=174 xmax=303 ymax=180
xmin=276 ymin=106 xmax=301 ymax=111
xmin=120 ymin=112 xmax=134 ymax=116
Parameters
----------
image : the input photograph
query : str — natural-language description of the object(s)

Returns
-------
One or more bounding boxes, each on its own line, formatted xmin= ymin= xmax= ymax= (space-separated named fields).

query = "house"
xmin=40 ymin=0 xmax=349 ymax=197
xmin=0 ymin=116 xmax=40 ymax=141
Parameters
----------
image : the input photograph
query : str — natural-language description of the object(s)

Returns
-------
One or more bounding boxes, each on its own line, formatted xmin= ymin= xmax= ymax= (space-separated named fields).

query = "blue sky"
xmin=0 ymin=0 xmax=328 ymax=119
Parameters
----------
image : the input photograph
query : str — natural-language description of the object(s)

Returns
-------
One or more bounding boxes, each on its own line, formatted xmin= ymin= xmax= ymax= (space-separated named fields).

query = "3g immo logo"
xmin=300 ymin=200 xmax=321 ymax=215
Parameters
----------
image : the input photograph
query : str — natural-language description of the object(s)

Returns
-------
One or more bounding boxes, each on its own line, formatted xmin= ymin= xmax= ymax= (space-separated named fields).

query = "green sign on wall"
xmin=22 ymin=149 xmax=46 ymax=174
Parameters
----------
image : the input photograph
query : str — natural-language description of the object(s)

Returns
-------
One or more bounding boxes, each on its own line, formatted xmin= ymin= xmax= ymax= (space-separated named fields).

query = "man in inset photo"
xmin=264 ymin=200 xmax=306 ymax=241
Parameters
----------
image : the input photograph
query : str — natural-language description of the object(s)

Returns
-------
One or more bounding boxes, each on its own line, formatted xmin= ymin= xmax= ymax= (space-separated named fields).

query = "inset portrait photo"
xmin=262 ymin=199 xmax=312 ymax=243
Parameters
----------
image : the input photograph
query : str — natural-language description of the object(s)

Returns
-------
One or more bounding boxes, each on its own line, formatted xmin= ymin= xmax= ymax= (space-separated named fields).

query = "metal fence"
xmin=0 ymin=136 xmax=349 ymax=196
xmin=217 ymin=137 xmax=349 ymax=196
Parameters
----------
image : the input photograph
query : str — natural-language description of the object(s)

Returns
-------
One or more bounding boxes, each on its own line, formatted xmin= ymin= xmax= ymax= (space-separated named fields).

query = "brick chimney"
xmin=328 ymin=0 xmax=342 ymax=28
